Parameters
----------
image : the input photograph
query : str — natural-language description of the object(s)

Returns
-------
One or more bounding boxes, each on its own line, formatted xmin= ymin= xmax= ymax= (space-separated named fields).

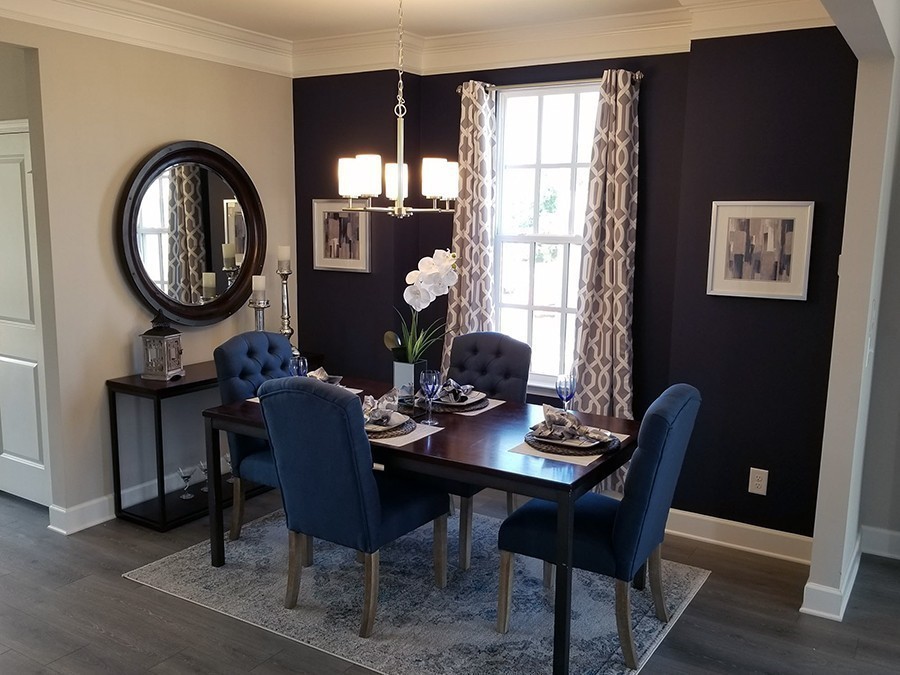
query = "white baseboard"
xmin=48 ymin=495 xmax=116 ymax=535
xmin=665 ymin=508 xmax=813 ymax=564
xmin=861 ymin=525 xmax=900 ymax=560
xmin=800 ymin=534 xmax=861 ymax=621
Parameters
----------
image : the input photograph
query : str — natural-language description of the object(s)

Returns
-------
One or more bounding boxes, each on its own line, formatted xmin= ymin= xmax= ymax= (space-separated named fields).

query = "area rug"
xmin=124 ymin=511 xmax=708 ymax=674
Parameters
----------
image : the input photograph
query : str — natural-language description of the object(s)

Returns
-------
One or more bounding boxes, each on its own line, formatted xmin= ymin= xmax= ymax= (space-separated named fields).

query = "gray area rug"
xmin=125 ymin=510 xmax=708 ymax=674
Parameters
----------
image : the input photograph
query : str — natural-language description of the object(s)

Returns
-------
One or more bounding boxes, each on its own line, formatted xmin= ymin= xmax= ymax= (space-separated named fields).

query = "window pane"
xmin=500 ymin=242 xmax=531 ymax=305
xmin=537 ymin=168 xmax=571 ymax=235
xmin=565 ymin=312 xmax=577 ymax=374
xmin=500 ymin=168 xmax=535 ymax=234
xmin=534 ymin=244 xmax=563 ymax=308
xmin=500 ymin=307 xmax=529 ymax=345
xmin=567 ymin=244 xmax=582 ymax=310
xmin=142 ymin=234 xmax=163 ymax=283
xmin=541 ymin=94 xmax=574 ymax=164
xmin=577 ymin=91 xmax=599 ymax=163
xmin=573 ymin=167 xmax=589 ymax=234
xmin=532 ymin=311 xmax=561 ymax=375
xmin=503 ymin=96 xmax=538 ymax=165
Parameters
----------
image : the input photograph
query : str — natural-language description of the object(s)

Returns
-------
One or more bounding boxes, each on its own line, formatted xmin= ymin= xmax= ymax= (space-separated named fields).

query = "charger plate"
xmin=366 ymin=418 xmax=417 ymax=439
xmin=524 ymin=431 xmax=620 ymax=457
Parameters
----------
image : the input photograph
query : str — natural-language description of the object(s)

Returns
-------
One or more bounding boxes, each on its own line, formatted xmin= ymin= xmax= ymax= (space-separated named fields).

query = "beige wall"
xmin=0 ymin=19 xmax=295 ymax=522
xmin=0 ymin=42 xmax=27 ymax=120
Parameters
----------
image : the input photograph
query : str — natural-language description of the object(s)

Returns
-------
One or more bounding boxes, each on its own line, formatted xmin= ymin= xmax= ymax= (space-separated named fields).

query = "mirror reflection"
xmin=136 ymin=163 xmax=245 ymax=306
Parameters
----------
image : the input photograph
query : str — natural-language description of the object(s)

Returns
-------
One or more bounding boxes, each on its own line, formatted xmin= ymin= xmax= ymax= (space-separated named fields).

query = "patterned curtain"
xmin=572 ymin=70 xmax=642 ymax=492
xmin=167 ymin=164 xmax=206 ymax=304
xmin=441 ymin=80 xmax=497 ymax=371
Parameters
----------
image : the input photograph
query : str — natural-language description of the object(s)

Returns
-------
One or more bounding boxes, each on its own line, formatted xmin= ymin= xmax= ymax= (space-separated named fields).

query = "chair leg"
xmin=648 ymin=544 xmax=669 ymax=622
xmin=542 ymin=561 xmax=555 ymax=589
xmin=360 ymin=550 xmax=380 ymax=638
xmin=228 ymin=478 xmax=245 ymax=541
xmin=632 ymin=561 xmax=646 ymax=590
xmin=434 ymin=513 xmax=448 ymax=588
xmin=300 ymin=533 xmax=313 ymax=568
xmin=448 ymin=494 xmax=456 ymax=516
xmin=285 ymin=531 xmax=303 ymax=608
xmin=497 ymin=550 xmax=514 ymax=633
xmin=506 ymin=491 xmax=517 ymax=515
xmin=459 ymin=496 xmax=474 ymax=570
xmin=615 ymin=579 xmax=639 ymax=669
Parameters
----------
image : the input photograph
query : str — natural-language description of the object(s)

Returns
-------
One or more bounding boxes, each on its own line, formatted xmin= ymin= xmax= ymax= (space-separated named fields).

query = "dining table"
xmin=202 ymin=377 xmax=639 ymax=675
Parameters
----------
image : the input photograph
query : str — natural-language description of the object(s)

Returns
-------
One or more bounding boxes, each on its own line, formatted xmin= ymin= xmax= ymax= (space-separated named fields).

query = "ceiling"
xmin=125 ymin=0 xmax=683 ymax=42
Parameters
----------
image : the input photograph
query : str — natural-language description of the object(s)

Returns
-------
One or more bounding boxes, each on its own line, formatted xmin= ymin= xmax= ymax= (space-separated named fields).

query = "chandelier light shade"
xmin=337 ymin=0 xmax=457 ymax=218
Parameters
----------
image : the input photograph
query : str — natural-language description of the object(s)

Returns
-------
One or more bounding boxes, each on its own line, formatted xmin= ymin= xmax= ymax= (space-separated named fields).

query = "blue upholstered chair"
xmin=258 ymin=376 xmax=450 ymax=638
xmin=496 ymin=383 xmax=701 ymax=669
xmin=213 ymin=331 xmax=293 ymax=540
xmin=444 ymin=331 xmax=532 ymax=569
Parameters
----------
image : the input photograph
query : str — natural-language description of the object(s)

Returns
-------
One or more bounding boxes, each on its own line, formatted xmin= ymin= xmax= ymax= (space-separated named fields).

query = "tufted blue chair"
xmin=213 ymin=331 xmax=293 ymax=540
xmin=258 ymin=376 xmax=449 ymax=637
xmin=496 ymin=384 xmax=701 ymax=669
xmin=441 ymin=331 xmax=532 ymax=570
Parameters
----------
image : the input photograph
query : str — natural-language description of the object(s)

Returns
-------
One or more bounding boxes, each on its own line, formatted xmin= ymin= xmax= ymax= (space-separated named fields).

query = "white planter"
xmin=392 ymin=360 xmax=426 ymax=397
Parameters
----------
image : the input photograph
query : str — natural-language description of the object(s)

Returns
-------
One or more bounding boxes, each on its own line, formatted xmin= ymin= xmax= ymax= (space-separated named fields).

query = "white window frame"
xmin=494 ymin=82 xmax=600 ymax=394
xmin=136 ymin=168 xmax=173 ymax=294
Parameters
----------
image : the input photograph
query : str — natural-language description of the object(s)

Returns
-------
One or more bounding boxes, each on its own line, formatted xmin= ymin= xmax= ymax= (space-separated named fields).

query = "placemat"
xmin=524 ymin=431 xmax=620 ymax=456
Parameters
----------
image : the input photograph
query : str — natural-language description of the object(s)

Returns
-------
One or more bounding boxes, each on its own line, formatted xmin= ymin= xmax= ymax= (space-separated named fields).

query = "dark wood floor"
xmin=1 ymin=489 xmax=898 ymax=674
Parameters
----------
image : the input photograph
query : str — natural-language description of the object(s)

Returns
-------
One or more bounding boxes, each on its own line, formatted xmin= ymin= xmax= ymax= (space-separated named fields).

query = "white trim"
xmin=861 ymin=525 xmax=900 ymax=560
xmin=665 ymin=507 xmax=813 ymax=564
xmin=0 ymin=119 xmax=29 ymax=134
xmin=800 ymin=535 xmax=861 ymax=621
xmin=47 ymin=495 xmax=115 ymax=535
xmin=0 ymin=0 xmax=833 ymax=78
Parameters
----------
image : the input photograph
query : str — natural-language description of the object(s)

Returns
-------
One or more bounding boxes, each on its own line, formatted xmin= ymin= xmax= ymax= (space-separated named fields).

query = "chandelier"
xmin=337 ymin=0 xmax=458 ymax=218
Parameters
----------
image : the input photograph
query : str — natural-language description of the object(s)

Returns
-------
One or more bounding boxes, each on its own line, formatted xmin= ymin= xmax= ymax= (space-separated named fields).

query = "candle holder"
xmin=199 ymin=293 xmax=216 ymax=305
xmin=276 ymin=265 xmax=300 ymax=357
xmin=249 ymin=298 xmax=270 ymax=331
xmin=223 ymin=265 xmax=239 ymax=288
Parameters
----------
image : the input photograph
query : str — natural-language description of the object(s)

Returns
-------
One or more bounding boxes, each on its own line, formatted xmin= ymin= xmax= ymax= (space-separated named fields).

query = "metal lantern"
xmin=140 ymin=311 xmax=185 ymax=381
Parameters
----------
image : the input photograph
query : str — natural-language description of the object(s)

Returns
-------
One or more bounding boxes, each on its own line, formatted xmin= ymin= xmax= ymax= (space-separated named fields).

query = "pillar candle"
xmin=222 ymin=242 xmax=236 ymax=268
xmin=277 ymin=245 xmax=291 ymax=272
xmin=202 ymin=272 xmax=216 ymax=296
xmin=234 ymin=252 xmax=245 ymax=266
xmin=252 ymin=275 xmax=266 ymax=303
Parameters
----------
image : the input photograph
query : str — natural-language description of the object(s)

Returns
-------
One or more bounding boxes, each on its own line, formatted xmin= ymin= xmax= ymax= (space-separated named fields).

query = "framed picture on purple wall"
xmin=312 ymin=199 xmax=371 ymax=273
xmin=707 ymin=201 xmax=814 ymax=301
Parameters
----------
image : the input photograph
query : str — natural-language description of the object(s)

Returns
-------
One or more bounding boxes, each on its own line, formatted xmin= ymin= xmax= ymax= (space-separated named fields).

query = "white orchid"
xmin=388 ymin=249 xmax=461 ymax=364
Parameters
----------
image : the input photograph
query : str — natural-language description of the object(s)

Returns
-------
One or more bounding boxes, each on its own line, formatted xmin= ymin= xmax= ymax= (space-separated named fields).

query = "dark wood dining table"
xmin=202 ymin=377 xmax=639 ymax=675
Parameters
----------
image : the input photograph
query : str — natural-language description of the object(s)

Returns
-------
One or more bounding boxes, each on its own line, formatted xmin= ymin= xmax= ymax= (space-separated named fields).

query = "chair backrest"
xmin=213 ymin=331 xmax=293 ymax=471
xmin=612 ymin=383 xmax=701 ymax=580
xmin=447 ymin=331 xmax=532 ymax=403
xmin=258 ymin=376 xmax=383 ymax=552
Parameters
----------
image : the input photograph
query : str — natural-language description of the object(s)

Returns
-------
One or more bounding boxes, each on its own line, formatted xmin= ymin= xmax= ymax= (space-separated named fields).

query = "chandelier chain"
xmin=395 ymin=0 xmax=406 ymax=119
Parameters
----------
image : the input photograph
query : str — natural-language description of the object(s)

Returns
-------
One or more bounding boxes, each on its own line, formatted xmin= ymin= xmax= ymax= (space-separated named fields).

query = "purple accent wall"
xmin=292 ymin=27 xmax=856 ymax=535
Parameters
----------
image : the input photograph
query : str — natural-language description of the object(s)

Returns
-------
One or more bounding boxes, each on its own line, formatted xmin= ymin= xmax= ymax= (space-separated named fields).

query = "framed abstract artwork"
xmin=707 ymin=201 xmax=814 ymax=300
xmin=312 ymin=199 xmax=370 ymax=273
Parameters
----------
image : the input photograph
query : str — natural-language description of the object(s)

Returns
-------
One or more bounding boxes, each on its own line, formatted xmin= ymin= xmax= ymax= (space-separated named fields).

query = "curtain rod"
xmin=455 ymin=72 xmax=643 ymax=94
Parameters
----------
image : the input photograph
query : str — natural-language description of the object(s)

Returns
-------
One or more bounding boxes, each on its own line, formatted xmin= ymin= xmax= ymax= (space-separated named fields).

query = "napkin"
xmin=437 ymin=378 xmax=474 ymax=403
xmin=307 ymin=367 xmax=331 ymax=382
xmin=530 ymin=404 xmax=612 ymax=442
xmin=362 ymin=389 xmax=400 ymax=426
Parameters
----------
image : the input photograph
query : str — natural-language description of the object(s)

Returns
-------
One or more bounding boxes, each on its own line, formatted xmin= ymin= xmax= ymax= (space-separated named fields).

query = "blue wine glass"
xmin=556 ymin=371 xmax=577 ymax=412
xmin=420 ymin=370 xmax=442 ymax=426
xmin=289 ymin=355 xmax=308 ymax=377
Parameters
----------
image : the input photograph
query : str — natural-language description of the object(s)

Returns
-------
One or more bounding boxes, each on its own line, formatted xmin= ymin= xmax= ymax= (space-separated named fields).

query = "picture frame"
xmin=312 ymin=199 xmax=371 ymax=273
xmin=707 ymin=200 xmax=814 ymax=301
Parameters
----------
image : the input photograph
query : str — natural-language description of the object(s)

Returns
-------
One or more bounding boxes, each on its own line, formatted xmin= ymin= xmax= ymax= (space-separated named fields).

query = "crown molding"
xmin=0 ymin=0 xmax=293 ymax=76
xmin=0 ymin=0 xmax=833 ymax=79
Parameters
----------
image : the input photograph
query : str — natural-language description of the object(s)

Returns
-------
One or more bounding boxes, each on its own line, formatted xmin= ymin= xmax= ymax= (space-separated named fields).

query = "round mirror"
xmin=116 ymin=141 xmax=266 ymax=326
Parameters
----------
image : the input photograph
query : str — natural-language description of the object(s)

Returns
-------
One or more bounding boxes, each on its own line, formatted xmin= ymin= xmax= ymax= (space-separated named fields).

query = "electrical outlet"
xmin=748 ymin=467 xmax=768 ymax=495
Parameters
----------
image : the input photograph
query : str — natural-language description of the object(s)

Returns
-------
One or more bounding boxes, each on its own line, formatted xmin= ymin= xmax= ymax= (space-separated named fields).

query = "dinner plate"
xmin=364 ymin=411 xmax=409 ymax=432
xmin=531 ymin=428 xmax=614 ymax=449
xmin=435 ymin=390 xmax=487 ymax=407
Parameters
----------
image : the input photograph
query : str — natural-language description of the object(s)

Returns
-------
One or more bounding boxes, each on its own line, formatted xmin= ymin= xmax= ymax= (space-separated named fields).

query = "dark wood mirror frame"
xmin=116 ymin=141 xmax=266 ymax=326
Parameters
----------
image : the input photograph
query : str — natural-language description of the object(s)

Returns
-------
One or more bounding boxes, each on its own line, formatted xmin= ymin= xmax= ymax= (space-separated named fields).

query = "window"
xmin=136 ymin=169 xmax=173 ymax=294
xmin=495 ymin=83 xmax=599 ymax=388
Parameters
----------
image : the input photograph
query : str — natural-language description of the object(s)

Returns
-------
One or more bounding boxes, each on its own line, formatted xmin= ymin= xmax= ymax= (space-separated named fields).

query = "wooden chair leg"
xmin=448 ymin=494 xmax=456 ymax=516
xmin=228 ymin=477 xmax=245 ymax=541
xmin=615 ymin=579 xmax=639 ymax=669
xmin=434 ymin=513 xmax=448 ymax=588
xmin=632 ymin=561 xmax=646 ymax=590
xmin=506 ymin=491 xmax=517 ymax=515
xmin=497 ymin=550 xmax=514 ymax=633
xmin=648 ymin=544 xmax=669 ymax=622
xmin=300 ymin=533 xmax=313 ymax=567
xmin=459 ymin=495 xmax=474 ymax=570
xmin=542 ymin=561 xmax=555 ymax=589
xmin=360 ymin=551 xmax=380 ymax=638
xmin=285 ymin=530 xmax=303 ymax=608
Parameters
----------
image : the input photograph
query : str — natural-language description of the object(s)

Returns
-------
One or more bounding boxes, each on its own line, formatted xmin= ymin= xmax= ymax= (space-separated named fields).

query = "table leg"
xmin=206 ymin=417 xmax=225 ymax=567
xmin=553 ymin=491 xmax=575 ymax=674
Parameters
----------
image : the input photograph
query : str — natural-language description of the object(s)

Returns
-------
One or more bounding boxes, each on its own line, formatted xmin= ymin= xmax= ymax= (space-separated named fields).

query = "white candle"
xmin=277 ymin=245 xmax=291 ymax=272
xmin=202 ymin=272 xmax=216 ymax=295
xmin=234 ymin=252 xmax=245 ymax=266
xmin=252 ymin=275 xmax=266 ymax=303
xmin=222 ymin=243 xmax=236 ymax=268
